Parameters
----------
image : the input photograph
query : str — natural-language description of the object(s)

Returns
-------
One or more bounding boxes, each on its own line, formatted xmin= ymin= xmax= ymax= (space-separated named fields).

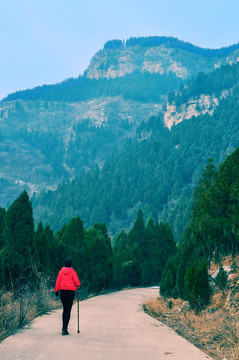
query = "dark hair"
xmin=65 ymin=258 xmax=72 ymax=267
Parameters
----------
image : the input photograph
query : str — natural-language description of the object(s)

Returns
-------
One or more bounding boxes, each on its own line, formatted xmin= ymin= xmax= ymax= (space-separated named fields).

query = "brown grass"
xmin=0 ymin=274 xmax=60 ymax=342
xmin=144 ymin=290 xmax=239 ymax=360
xmin=0 ymin=267 xmax=90 ymax=343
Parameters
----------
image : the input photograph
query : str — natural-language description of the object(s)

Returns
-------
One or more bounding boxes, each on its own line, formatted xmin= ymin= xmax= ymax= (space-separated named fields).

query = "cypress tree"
xmin=0 ymin=207 xmax=6 ymax=248
xmin=141 ymin=260 xmax=152 ymax=285
xmin=128 ymin=209 xmax=146 ymax=251
xmin=176 ymin=258 xmax=187 ymax=299
xmin=44 ymin=224 xmax=56 ymax=276
xmin=155 ymin=221 xmax=177 ymax=279
xmin=185 ymin=259 xmax=210 ymax=311
xmin=185 ymin=265 xmax=196 ymax=306
xmin=113 ymin=230 xmax=128 ymax=288
xmin=144 ymin=218 xmax=161 ymax=284
xmin=34 ymin=222 xmax=50 ymax=273
xmin=0 ymin=250 xmax=5 ymax=287
xmin=86 ymin=223 xmax=113 ymax=292
xmin=3 ymin=191 xmax=35 ymax=285
xmin=160 ymin=255 xmax=177 ymax=298
xmin=127 ymin=210 xmax=146 ymax=283
xmin=190 ymin=159 xmax=218 ymax=266
xmin=61 ymin=217 xmax=89 ymax=284
xmin=123 ymin=245 xmax=142 ymax=286
xmin=51 ymin=226 xmax=66 ymax=273
xmin=215 ymin=265 xmax=228 ymax=292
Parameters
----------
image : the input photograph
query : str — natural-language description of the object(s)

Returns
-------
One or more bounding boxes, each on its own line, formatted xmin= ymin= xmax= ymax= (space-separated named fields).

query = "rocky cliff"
xmin=86 ymin=39 xmax=239 ymax=80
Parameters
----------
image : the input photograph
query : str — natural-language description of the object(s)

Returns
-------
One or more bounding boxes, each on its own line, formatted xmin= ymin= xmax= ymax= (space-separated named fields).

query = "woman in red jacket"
xmin=55 ymin=258 xmax=81 ymax=335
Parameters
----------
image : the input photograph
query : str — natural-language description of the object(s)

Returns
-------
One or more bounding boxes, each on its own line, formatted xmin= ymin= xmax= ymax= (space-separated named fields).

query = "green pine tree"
xmin=185 ymin=259 xmax=210 ymax=311
xmin=50 ymin=226 xmax=67 ymax=273
xmin=85 ymin=223 xmax=113 ymax=292
xmin=3 ymin=191 xmax=35 ymax=286
xmin=0 ymin=250 xmax=5 ymax=287
xmin=128 ymin=210 xmax=147 ymax=253
xmin=61 ymin=217 xmax=89 ymax=284
xmin=215 ymin=265 xmax=228 ymax=292
xmin=34 ymin=222 xmax=50 ymax=273
xmin=0 ymin=207 xmax=6 ymax=248
xmin=141 ymin=260 xmax=152 ymax=286
xmin=160 ymin=255 xmax=177 ymax=298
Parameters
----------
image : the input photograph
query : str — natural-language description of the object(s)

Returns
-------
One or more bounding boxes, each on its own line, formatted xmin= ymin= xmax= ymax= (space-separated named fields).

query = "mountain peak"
xmin=87 ymin=36 xmax=239 ymax=80
xmin=103 ymin=36 xmax=239 ymax=56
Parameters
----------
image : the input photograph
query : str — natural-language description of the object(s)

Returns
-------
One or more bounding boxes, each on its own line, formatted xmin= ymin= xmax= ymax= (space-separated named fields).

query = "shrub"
xmin=215 ymin=266 xmax=228 ymax=292
xmin=185 ymin=259 xmax=210 ymax=311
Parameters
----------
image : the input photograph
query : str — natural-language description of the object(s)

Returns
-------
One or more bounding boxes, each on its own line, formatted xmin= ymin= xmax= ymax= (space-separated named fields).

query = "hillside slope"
xmin=32 ymin=84 xmax=239 ymax=237
xmin=0 ymin=96 xmax=161 ymax=206
xmin=1 ymin=36 xmax=239 ymax=222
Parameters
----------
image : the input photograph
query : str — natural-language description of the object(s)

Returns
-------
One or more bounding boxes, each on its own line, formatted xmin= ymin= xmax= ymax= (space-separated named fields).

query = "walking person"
xmin=55 ymin=258 xmax=81 ymax=335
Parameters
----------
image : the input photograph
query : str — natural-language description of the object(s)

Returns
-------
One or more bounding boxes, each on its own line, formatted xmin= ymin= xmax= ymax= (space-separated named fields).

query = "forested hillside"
xmin=0 ymin=190 xmax=178 ymax=340
xmin=0 ymin=96 xmax=162 ymax=207
xmin=1 ymin=36 xmax=239 ymax=347
xmin=1 ymin=71 xmax=180 ymax=104
xmin=160 ymin=145 xmax=239 ymax=310
xmin=0 ymin=191 xmax=176 ymax=291
xmin=33 ymin=85 xmax=239 ymax=238
xmin=168 ymin=61 xmax=239 ymax=106
xmin=3 ymin=36 xmax=238 ymax=105
xmin=1 ymin=36 xmax=239 ymax=239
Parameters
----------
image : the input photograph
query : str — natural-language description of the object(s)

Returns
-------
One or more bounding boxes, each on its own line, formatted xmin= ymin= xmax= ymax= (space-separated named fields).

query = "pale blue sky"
xmin=0 ymin=0 xmax=239 ymax=100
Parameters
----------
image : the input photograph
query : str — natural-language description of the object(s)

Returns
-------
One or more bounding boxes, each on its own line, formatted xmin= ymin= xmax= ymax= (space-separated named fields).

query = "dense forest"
xmin=104 ymin=36 xmax=239 ymax=57
xmin=33 ymin=86 xmax=239 ymax=239
xmin=28 ymin=59 xmax=239 ymax=238
xmin=4 ymin=36 xmax=239 ymax=105
xmin=1 ymin=144 xmax=238 ymax=312
xmin=1 ymin=71 xmax=180 ymax=104
xmin=0 ymin=36 xmax=239 ymax=321
xmin=0 ymin=191 xmax=176 ymax=293
xmin=2 ymin=36 xmax=239 ymax=211
xmin=160 ymin=146 xmax=239 ymax=310
xmin=168 ymin=61 xmax=239 ymax=105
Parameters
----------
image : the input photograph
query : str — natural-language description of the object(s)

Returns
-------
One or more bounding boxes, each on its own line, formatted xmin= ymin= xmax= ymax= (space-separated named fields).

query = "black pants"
xmin=60 ymin=290 xmax=75 ymax=330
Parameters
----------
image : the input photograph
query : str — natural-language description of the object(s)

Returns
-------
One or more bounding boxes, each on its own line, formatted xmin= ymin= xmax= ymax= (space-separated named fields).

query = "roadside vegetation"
xmin=0 ymin=191 xmax=176 ymax=342
xmin=0 ymin=133 xmax=238 ymax=352
xmin=147 ymin=146 xmax=239 ymax=360
xmin=144 ymin=256 xmax=239 ymax=360
xmin=0 ymin=271 xmax=59 ymax=342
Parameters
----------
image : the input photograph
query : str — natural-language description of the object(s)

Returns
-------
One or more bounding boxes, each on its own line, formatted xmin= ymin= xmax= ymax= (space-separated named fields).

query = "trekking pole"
xmin=77 ymin=288 xmax=80 ymax=333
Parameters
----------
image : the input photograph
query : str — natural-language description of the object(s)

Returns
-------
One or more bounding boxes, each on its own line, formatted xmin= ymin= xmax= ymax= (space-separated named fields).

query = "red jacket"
xmin=55 ymin=267 xmax=81 ymax=292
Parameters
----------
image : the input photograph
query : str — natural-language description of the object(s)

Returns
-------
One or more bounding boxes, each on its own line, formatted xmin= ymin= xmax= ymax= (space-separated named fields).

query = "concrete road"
xmin=0 ymin=288 xmax=213 ymax=360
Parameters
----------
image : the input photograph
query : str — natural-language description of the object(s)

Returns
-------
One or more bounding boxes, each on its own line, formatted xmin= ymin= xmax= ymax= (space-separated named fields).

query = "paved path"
xmin=0 ymin=288 xmax=213 ymax=360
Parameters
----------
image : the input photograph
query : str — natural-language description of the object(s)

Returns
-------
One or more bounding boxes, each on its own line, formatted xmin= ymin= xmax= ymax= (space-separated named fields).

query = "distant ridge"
xmin=2 ymin=36 xmax=239 ymax=105
xmin=104 ymin=36 xmax=239 ymax=57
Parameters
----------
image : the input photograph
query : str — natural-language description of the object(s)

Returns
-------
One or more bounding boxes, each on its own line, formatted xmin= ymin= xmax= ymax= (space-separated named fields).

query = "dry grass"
xmin=0 ymin=274 xmax=59 ymax=342
xmin=0 ymin=268 xmax=90 ymax=343
xmin=144 ymin=289 xmax=239 ymax=360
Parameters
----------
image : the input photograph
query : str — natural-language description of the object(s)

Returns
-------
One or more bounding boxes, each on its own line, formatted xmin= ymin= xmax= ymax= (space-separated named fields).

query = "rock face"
xmin=164 ymin=95 xmax=219 ymax=129
xmin=164 ymin=89 xmax=231 ymax=129
xmin=86 ymin=43 xmax=239 ymax=80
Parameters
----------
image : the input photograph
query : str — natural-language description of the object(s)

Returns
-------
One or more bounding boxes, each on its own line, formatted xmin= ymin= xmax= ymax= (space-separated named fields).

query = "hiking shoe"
xmin=62 ymin=329 xmax=69 ymax=335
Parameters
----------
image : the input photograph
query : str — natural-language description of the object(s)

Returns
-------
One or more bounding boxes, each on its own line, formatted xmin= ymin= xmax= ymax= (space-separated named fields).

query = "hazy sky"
xmin=1 ymin=0 xmax=239 ymax=100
